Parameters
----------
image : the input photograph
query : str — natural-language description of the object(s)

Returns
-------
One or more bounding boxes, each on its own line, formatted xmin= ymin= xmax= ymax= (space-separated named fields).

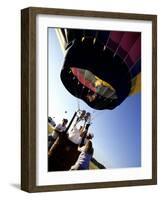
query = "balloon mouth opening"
xmin=70 ymin=67 xmax=118 ymax=102
xmin=60 ymin=38 xmax=132 ymax=110
xmin=61 ymin=66 xmax=120 ymax=110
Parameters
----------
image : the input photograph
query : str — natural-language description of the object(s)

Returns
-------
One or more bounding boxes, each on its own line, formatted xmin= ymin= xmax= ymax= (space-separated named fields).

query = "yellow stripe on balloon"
xmin=130 ymin=73 xmax=141 ymax=95
xmin=95 ymin=76 xmax=115 ymax=91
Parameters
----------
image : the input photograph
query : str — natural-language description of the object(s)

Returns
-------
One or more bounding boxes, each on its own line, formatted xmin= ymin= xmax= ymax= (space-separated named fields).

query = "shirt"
xmin=76 ymin=146 xmax=93 ymax=169
xmin=52 ymin=124 xmax=67 ymax=139
xmin=68 ymin=127 xmax=82 ymax=144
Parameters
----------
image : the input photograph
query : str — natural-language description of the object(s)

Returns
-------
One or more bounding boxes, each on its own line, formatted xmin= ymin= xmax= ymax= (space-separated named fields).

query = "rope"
xmin=113 ymin=32 xmax=124 ymax=57
xmin=77 ymin=98 xmax=80 ymax=111
xmin=72 ymin=78 xmax=81 ymax=111
xmin=93 ymin=31 xmax=99 ymax=44
xmin=103 ymin=32 xmax=111 ymax=51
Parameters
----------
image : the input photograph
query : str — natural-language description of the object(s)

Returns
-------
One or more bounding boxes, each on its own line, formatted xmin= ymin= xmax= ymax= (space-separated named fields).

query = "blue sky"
xmin=48 ymin=28 xmax=141 ymax=168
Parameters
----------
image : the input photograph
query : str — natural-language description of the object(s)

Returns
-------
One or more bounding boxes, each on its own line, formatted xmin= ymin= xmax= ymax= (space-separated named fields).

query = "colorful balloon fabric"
xmin=60 ymin=29 xmax=141 ymax=110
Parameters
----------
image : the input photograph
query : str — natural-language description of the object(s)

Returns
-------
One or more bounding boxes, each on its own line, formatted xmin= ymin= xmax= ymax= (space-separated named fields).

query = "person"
xmin=86 ymin=90 xmax=97 ymax=102
xmin=48 ymin=118 xmax=68 ymax=149
xmin=70 ymin=140 xmax=94 ymax=170
xmin=75 ymin=110 xmax=86 ymax=125
xmin=52 ymin=118 xmax=68 ymax=139
xmin=48 ymin=116 xmax=56 ymax=127
xmin=80 ymin=132 xmax=94 ymax=147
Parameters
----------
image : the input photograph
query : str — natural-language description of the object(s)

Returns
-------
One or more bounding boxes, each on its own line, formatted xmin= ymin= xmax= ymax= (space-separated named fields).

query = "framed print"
xmin=21 ymin=7 xmax=157 ymax=192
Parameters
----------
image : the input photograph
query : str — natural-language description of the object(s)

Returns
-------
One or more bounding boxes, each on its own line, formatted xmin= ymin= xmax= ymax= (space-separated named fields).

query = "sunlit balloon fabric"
xmin=60 ymin=29 xmax=141 ymax=110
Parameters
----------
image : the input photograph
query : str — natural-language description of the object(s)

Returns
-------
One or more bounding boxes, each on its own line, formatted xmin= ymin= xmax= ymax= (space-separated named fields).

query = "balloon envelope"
xmin=60 ymin=29 xmax=141 ymax=110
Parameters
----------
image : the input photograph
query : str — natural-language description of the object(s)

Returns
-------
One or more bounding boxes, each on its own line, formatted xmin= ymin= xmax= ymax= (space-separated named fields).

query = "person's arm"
xmin=78 ymin=145 xmax=85 ymax=152
xmin=54 ymin=124 xmax=62 ymax=131
xmin=48 ymin=137 xmax=60 ymax=156
xmin=53 ymin=124 xmax=64 ymax=135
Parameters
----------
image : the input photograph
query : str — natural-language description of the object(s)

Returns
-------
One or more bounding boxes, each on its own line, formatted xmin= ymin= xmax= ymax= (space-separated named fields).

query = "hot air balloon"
xmin=59 ymin=29 xmax=141 ymax=110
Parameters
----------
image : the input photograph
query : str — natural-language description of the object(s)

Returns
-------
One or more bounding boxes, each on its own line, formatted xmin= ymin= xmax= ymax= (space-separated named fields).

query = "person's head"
xmin=62 ymin=118 xmax=68 ymax=126
xmin=81 ymin=110 xmax=86 ymax=115
xmin=79 ymin=125 xmax=83 ymax=131
xmin=86 ymin=112 xmax=91 ymax=117
xmin=84 ymin=112 xmax=91 ymax=121
xmin=80 ymin=129 xmax=87 ymax=137
xmin=86 ymin=133 xmax=94 ymax=140
xmin=84 ymin=140 xmax=93 ymax=154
